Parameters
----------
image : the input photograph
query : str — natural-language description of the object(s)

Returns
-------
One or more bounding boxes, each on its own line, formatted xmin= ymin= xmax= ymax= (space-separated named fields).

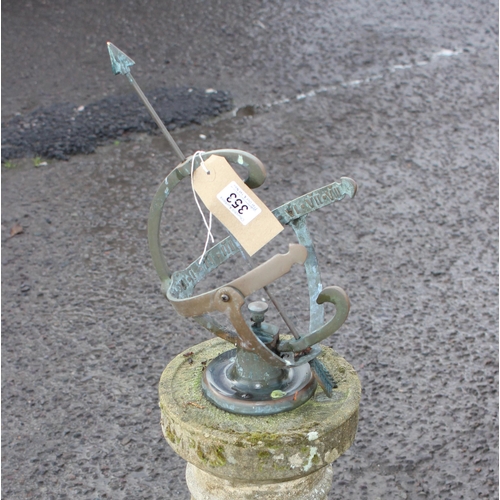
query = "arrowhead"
xmin=107 ymin=42 xmax=135 ymax=75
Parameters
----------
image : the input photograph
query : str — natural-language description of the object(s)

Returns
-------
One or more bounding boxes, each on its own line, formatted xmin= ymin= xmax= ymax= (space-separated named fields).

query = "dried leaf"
xmin=9 ymin=223 xmax=23 ymax=238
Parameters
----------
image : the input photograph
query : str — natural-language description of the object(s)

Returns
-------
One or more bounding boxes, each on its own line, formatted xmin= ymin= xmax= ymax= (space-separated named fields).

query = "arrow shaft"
xmin=126 ymin=72 xmax=185 ymax=162
xmin=262 ymin=284 xmax=301 ymax=340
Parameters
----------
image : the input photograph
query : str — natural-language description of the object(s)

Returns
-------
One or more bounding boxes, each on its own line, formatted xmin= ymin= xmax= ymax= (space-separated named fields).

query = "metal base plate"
xmin=202 ymin=349 xmax=317 ymax=415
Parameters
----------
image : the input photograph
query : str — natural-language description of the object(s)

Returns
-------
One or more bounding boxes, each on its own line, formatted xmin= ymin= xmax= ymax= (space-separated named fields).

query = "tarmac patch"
xmin=1 ymin=87 xmax=232 ymax=161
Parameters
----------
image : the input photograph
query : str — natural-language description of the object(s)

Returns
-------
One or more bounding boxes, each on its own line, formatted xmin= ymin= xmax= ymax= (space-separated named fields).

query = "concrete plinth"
xmin=159 ymin=338 xmax=361 ymax=499
xmin=186 ymin=462 xmax=334 ymax=500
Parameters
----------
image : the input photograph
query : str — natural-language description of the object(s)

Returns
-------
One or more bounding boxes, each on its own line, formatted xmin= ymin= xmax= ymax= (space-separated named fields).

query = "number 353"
xmin=226 ymin=193 xmax=249 ymax=214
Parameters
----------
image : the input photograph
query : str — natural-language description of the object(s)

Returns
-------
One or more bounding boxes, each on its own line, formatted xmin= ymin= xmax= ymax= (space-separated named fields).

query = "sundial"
xmin=108 ymin=43 xmax=358 ymax=415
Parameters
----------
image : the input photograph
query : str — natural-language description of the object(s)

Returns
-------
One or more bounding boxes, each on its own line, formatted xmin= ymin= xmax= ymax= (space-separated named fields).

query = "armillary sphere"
xmin=148 ymin=149 xmax=357 ymax=415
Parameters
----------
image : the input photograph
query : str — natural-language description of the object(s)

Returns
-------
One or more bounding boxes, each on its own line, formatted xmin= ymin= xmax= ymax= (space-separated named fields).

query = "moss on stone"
xmin=196 ymin=444 xmax=227 ymax=467
xmin=272 ymin=461 xmax=291 ymax=472
xmin=163 ymin=424 xmax=178 ymax=444
xmin=244 ymin=432 xmax=281 ymax=447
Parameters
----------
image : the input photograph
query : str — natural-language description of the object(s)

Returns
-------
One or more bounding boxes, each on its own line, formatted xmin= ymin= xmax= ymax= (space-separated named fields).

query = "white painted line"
xmin=262 ymin=48 xmax=465 ymax=109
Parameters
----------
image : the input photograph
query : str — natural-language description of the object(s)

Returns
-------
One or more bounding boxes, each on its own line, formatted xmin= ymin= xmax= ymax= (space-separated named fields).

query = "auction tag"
xmin=193 ymin=154 xmax=283 ymax=256
xmin=217 ymin=181 xmax=261 ymax=226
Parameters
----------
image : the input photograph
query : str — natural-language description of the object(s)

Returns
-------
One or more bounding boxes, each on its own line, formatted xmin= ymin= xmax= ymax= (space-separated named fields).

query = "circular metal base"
xmin=202 ymin=349 xmax=317 ymax=415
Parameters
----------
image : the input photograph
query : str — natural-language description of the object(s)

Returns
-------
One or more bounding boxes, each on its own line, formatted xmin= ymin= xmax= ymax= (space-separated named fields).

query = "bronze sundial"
xmin=108 ymin=43 xmax=357 ymax=415
xmin=148 ymin=150 xmax=356 ymax=414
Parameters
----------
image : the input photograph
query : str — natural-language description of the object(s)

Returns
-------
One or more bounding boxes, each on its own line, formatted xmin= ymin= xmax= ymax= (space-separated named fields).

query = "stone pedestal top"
xmin=159 ymin=338 xmax=361 ymax=483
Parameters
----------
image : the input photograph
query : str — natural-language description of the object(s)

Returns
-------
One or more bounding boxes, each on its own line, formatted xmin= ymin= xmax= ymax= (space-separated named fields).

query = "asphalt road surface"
xmin=2 ymin=1 xmax=498 ymax=499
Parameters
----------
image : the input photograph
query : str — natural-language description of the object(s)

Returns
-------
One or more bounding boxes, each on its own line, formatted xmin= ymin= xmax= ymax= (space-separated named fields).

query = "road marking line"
xmin=259 ymin=48 xmax=465 ymax=110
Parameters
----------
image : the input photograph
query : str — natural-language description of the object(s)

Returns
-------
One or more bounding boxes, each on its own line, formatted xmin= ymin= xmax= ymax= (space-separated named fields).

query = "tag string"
xmin=191 ymin=151 xmax=215 ymax=264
